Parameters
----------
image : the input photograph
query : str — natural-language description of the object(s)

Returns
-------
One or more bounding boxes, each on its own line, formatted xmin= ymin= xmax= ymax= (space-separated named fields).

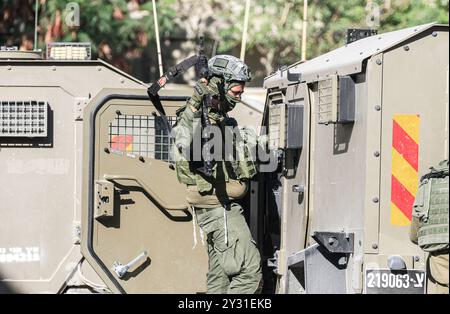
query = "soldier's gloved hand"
xmin=190 ymin=79 xmax=210 ymax=111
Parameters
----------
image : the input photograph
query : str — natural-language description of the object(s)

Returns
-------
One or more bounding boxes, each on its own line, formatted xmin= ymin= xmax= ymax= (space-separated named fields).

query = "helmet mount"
xmin=208 ymin=55 xmax=252 ymax=83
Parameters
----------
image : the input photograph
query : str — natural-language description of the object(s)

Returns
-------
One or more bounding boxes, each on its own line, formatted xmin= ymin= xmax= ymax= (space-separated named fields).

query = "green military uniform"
xmin=173 ymin=67 xmax=262 ymax=294
xmin=410 ymin=160 xmax=449 ymax=294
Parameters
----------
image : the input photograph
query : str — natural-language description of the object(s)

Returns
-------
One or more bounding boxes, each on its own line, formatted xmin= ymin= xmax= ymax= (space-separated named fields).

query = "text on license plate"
xmin=365 ymin=269 xmax=426 ymax=294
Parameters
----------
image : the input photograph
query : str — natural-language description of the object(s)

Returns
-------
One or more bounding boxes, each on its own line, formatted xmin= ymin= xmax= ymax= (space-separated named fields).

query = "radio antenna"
xmin=34 ymin=0 xmax=38 ymax=51
xmin=152 ymin=0 xmax=164 ymax=77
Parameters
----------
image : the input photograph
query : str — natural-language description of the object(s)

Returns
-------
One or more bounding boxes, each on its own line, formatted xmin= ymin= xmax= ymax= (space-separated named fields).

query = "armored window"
xmin=108 ymin=114 xmax=176 ymax=162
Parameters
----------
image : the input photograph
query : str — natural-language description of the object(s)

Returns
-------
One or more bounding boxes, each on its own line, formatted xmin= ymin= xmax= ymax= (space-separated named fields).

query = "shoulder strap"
xmin=147 ymin=55 xmax=201 ymax=132
xmin=421 ymin=170 xmax=449 ymax=182
xmin=420 ymin=161 xmax=449 ymax=182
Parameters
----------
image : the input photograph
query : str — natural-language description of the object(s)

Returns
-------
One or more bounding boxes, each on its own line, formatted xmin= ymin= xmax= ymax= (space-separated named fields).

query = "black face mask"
xmin=210 ymin=79 xmax=242 ymax=114
xmin=222 ymin=80 xmax=244 ymax=113
xmin=218 ymin=93 xmax=239 ymax=112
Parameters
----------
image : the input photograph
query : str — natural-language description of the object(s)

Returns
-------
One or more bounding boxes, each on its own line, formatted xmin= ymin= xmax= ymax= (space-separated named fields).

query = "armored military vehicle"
xmin=260 ymin=22 xmax=448 ymax=294
xmin=0 ymin=22 xmax=448 ymax=294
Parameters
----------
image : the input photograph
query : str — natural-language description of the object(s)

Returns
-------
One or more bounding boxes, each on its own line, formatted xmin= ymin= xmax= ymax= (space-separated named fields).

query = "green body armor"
xmin=172 ymin=78 xmax=258 ymax=194
xmin=412 ymin=160 xmax=449 ymax=253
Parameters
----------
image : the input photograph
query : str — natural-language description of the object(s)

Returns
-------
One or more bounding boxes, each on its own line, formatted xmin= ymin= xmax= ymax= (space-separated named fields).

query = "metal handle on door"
xmin=112 ymin=250 xmax=148 ymax=278
xmin=103 ymin=174 xmax=187 ymax=210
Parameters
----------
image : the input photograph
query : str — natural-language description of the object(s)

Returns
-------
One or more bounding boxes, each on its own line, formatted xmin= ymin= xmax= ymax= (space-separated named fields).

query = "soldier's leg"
xmin=206 ymin=235 xmax=230 ymax=294
xmin=227 ymin=236 xmax=262 ymax=294
xmin=224 ymin=203 xmax=262 ymax=294
xmin=201 ymin=204 xmax=262 ymax=294
xmin=195 ymin=206 xmax=231 ymax=293
xmin=427 ymin=253 xmax=449 ymax=294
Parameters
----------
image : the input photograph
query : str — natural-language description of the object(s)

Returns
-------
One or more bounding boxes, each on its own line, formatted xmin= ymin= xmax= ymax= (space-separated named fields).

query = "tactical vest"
xmin=412 ymin=160 xmax=449 ymax=253
xmin=222 ymin=121 xmax=258 ymax=182
xmin=172 ymin=81 xmax=258 ymax=194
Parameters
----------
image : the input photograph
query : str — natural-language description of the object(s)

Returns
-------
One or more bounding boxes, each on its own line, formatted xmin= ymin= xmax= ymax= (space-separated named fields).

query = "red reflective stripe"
xmin=391 ymin=176 xmax=414 ymax=221
xmin=392 ymin=120 xmax=418 ymax=171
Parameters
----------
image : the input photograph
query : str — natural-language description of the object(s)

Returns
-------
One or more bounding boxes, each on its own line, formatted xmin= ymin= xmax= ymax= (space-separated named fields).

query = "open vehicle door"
xmin=262 ymin=82 xmax=312 ymax=293
xmin=80 ymin=88 xmax=207 ymax=293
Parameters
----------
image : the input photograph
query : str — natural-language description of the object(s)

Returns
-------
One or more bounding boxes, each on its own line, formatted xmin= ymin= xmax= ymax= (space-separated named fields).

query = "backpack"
xmin=412 ymin=160 xmax=449 ymax=253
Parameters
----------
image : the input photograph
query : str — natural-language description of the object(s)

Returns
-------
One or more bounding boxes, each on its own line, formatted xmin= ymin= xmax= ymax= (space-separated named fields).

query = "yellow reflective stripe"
xmin=390 ymin=201 xmax=411 ymax=226
xmin=394 ymin=114 xmax=420 ymax=144
xmin=392 ymin=148 xmax=419 ymax=197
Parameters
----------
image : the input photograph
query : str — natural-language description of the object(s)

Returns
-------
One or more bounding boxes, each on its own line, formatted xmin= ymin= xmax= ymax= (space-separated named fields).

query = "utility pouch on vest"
xmin=232 ymin=126 xmax=258 ymax=180
xmin=175 ymin=104 xmax=187 ymax=118
xmin=413 ymin=178 xmax=432 ymax=222
xmin=413 ymin=160 xmax=449 ymax=252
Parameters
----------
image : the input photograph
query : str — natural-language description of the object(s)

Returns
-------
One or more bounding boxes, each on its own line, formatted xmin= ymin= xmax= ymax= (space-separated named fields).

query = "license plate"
xmin=365 ymin=269 xmax=426 ymax=294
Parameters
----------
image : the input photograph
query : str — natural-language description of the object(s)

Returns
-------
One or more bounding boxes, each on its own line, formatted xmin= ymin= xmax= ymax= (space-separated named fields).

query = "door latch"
xmin=113 ymin=251 xmax=148 ymax=278
xmin=292 ymin=184 xmax=304 ymax=194
xmin=94 ymin=180 xmax=114 ymax=219
xmin=292 ymin=184 xmax=305 ymax=204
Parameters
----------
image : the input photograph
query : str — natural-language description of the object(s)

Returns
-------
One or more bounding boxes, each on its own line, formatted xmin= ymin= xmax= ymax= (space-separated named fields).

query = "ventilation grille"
xmin=0 ymin=101 xmax=48 ymax=137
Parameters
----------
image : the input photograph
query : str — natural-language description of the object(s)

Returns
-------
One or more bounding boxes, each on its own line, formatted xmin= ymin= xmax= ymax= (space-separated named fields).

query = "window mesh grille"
xmin=108 ymin=114 xmax=176 ymax=162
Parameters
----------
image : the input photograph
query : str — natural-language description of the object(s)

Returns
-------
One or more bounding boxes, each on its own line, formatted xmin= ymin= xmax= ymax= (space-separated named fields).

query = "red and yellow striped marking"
xmin=390 ymin=115 xmax=420 ymax=226
xmin=111 ymin=135 xmax=133 ymax=152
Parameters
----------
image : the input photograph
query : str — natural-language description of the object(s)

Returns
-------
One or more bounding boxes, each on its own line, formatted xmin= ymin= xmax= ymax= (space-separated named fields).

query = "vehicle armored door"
xmin=265 ymin=83 xmax=311 ymax=293
xmin=80 ymin=88 xmax=207 ymax=293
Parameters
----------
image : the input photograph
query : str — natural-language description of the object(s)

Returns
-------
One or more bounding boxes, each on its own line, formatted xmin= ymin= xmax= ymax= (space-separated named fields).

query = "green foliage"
xmin=2 ymin=0 xmax=448 ymax=79
xmin=202 ymin=0 xmax=448 ymax=75
xmin=306 ymin=0 xmax=448 ymax=59
xmin=141 ymin=0 xmax=177 ymax=35
xmin=36 ymin=0 xmax=177 ymax=57
xmin=381 ymin=0 xmax=449 ymax=30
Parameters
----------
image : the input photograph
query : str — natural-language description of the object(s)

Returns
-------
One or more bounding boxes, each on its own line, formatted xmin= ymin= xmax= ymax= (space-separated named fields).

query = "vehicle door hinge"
xmin=74 ymin=97 xmax=89 ymax=121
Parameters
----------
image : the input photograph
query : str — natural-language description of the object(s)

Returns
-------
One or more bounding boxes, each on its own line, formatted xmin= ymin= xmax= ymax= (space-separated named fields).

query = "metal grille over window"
xmin=267 ymin=91 xmax=285 ymax=150
xmin=0 ymin=101 xmax=48 ymax=137
xmin=46 ymin=42 xmax=91 ymax=60
xmin=317 ymin=75 xmax=338 ymax=124
xmin=108 ymin=114 xmax=176 ymax=162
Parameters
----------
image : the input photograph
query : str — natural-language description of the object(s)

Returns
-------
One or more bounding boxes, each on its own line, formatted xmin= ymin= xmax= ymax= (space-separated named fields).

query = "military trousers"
xmin=427 ymin=252 xmax=449 ymax=294
xmin=194 ymin=202 xmax=262 ymax=294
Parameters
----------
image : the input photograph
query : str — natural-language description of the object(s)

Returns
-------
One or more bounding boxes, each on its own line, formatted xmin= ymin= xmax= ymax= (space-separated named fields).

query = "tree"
xmin=305 ymin=0 xmax=449 ymax=59
xmin=170 ymin=0 xmax=448 ymax=79
xmin=39 ymin=0 xmax=177 ymax=65
xmin=1 ymin=0 xmax=448 ymax=83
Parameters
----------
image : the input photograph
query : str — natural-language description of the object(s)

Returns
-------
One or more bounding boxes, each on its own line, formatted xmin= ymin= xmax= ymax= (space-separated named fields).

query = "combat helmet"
xmin=208 ymin=55 xmax=251 ymax=83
